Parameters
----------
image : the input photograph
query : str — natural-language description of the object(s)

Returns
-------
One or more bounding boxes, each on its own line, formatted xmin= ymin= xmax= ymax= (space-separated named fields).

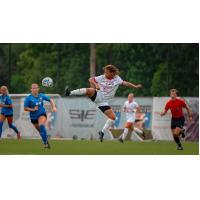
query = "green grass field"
xmin=0 ymin=139 xmax=199 ymax=155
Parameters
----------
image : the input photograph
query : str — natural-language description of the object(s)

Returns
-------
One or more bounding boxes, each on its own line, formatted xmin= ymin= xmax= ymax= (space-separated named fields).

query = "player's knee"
xmin=39 ymin=123 xmax=45 ymax=127
xmin=129 ymin=127 xmax=133 ymax=131
xmin=174 ymin=127 xmax=181 ymax=135
xmin=86 ymin=88 xmax=95 ymax=95
xmin=109 ymin=116 xmax=116 ymax=121
xmin=173 ymin=131 xmax=179 ymax=137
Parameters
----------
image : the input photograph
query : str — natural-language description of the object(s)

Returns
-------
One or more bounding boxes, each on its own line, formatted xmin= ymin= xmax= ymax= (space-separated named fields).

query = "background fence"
xmin=1 ymin=95 xmax=199 ymax=141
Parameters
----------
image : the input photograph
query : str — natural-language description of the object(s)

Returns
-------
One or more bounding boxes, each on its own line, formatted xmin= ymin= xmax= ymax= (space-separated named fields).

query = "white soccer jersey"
xmin=95 ymin=75 xmax=123 ymax=100
xmin=123 ymin=100 xmax=139 ymax=123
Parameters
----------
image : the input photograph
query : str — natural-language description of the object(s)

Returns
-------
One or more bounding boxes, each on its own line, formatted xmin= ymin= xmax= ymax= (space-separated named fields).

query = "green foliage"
xmin=151 ymin=64 xmax=168 ymax=96
xmin=0 ymin=43 xmax=199 ymax=96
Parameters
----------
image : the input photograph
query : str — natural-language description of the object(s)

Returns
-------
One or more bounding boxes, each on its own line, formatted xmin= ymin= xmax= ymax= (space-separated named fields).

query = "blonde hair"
xmin=103 ymin=64 xmax=120 ymax=75
xmin=0 ymin=86 xmax=9 ymax=95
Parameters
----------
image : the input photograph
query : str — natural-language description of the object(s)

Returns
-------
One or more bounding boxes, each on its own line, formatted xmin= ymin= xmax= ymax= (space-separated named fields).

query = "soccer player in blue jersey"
xmin=0 ymin=86 xmax=21 ymax=140
xmin=24 ymin=83 xmax=57 ymax=148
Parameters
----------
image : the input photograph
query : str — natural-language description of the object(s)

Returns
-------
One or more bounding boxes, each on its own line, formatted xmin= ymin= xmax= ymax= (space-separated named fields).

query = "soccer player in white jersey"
xmin=65 ymin=65 xmax=142 ymax=142
xmin=118 ymin=93 xmax=140 ymax=143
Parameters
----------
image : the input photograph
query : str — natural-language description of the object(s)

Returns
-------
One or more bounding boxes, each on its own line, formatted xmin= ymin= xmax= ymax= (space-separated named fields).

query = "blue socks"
xmin=0 ymin=121 xmax=19 ymax=137
xmin=0 ymin=121 xmax=3 ymax=138
xmin=39 ymin=124 xmax=48 ymax=144
xmin=8 ymin=124 xmax=19 ymax=134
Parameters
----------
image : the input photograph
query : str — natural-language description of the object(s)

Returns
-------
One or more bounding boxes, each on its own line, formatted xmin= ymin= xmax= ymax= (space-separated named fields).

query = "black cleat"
xmin=177 ymin=146 xmax=183 ymax=150
xmin=65 ymin=86 xmax=71 ymax=96
xmin=98 ymin=131 xmax=104 ymax=142
xmin=118 ymin=138 xmax=124 ymax=143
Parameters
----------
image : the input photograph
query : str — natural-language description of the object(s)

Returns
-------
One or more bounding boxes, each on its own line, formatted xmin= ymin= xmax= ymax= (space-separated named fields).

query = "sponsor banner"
xmin=152 ymin=97 xmax=172 ymax=140
xmin=61 ymin=97 xmax=153 ymax=139
xmin=61 ymin=97 xmax=97 ymax=139
xmin=2 ymin=95 xmax=197 ymax=141
xmin=184 ymin=98 xmax=199 ymax=141
xmin=2 ymin=95 xmax=152 ymax=140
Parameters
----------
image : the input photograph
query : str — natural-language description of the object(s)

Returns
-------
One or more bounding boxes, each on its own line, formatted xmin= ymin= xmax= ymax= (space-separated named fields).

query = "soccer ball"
xmin=42 ymin=77 xmax=53 ymax=87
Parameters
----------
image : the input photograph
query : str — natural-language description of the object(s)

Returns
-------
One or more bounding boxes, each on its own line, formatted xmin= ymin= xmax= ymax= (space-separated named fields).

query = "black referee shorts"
xmin=171 ymin=116 xmax=185 ymax=129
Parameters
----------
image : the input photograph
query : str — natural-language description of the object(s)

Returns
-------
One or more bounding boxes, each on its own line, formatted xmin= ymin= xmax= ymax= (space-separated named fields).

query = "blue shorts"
xmin=1 ymin=113 xmax=13 ymax=117
xmin=31 ymin=114 xmax=47 ymax=124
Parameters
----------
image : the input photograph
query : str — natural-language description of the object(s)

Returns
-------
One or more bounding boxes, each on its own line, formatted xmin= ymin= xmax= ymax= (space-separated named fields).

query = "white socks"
xmin=121 ymin=128 xmax=129 ymax=140
xmin=134 ymin=127 xmax=143 ymax=134
xmin=102 ymin=119 xmax=115 ymax=140
xmin=70 ymin=88 xmax=87 ymax=95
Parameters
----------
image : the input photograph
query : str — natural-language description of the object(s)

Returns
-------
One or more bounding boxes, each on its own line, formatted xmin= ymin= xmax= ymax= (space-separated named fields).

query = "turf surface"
xmin=0 ymin=139 xmax=199 ymax=155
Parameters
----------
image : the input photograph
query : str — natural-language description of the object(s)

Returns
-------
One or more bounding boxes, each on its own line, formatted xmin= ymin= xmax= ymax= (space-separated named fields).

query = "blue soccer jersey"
xmin=24 ymin=93 xmax=50 ymax=119
xmin=0 ymin=94 xmax=13 ymax=115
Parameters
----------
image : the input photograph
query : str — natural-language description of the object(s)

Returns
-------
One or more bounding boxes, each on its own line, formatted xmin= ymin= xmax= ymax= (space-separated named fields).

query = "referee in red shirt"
xmin=160 ymin=89 xmax=192 ymax=150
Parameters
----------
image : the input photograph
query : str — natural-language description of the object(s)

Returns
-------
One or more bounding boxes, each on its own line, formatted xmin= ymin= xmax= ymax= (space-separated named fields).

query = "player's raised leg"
xmin=65 ymin=86 xmax=96 ymax=98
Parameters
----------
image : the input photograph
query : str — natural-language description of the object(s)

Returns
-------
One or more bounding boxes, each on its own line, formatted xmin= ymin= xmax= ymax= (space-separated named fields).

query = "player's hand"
xmin=189 ymin=116 xmax=192 ymax=122
xmin=136 ymin=84 xmax=142 ymax=89
xmin=95 ymin=84 xmax=100 ymax=90
xmin=160 ymin=112 xmax=165 ymax=117
xmin=52 ymin=106 xmax=57 ymax=112
xmin=34 ymin=106 xmax=38 ymax=111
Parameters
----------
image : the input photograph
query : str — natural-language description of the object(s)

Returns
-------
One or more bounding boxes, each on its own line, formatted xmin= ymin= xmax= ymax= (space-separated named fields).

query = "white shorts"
xmin=94 ymin=91 xmax=109 ymax=107
xmin=126 ymin=115 xmax=136 ymax=123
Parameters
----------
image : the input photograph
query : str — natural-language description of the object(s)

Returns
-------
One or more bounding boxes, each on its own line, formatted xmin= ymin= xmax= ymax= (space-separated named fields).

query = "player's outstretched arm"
xmin=122 ymin=81 xmax=142 ymax=89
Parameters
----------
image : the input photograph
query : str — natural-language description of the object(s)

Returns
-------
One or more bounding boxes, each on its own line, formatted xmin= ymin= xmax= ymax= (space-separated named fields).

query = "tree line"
xmin=0 ymin=43 xmax=199 ymax=97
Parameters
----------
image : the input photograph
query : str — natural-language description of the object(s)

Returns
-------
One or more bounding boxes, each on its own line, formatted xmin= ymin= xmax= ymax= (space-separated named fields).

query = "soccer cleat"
xmin=17 ymin=132 xmax=21 ymax=140
xmin=141 ymin=133 xmax=145 ymax=140
xmin=177 ymin=146 xmax=183 ymax=150
xmin=44 ymin=141 xmax=51 ymax=149
xmin=118 ymin=138 xmax=124 ymax=143
xmin=65 ymin=86 xmax=71 ymax=96
xmin=98 ymin=131 xmax=104 ymax=142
